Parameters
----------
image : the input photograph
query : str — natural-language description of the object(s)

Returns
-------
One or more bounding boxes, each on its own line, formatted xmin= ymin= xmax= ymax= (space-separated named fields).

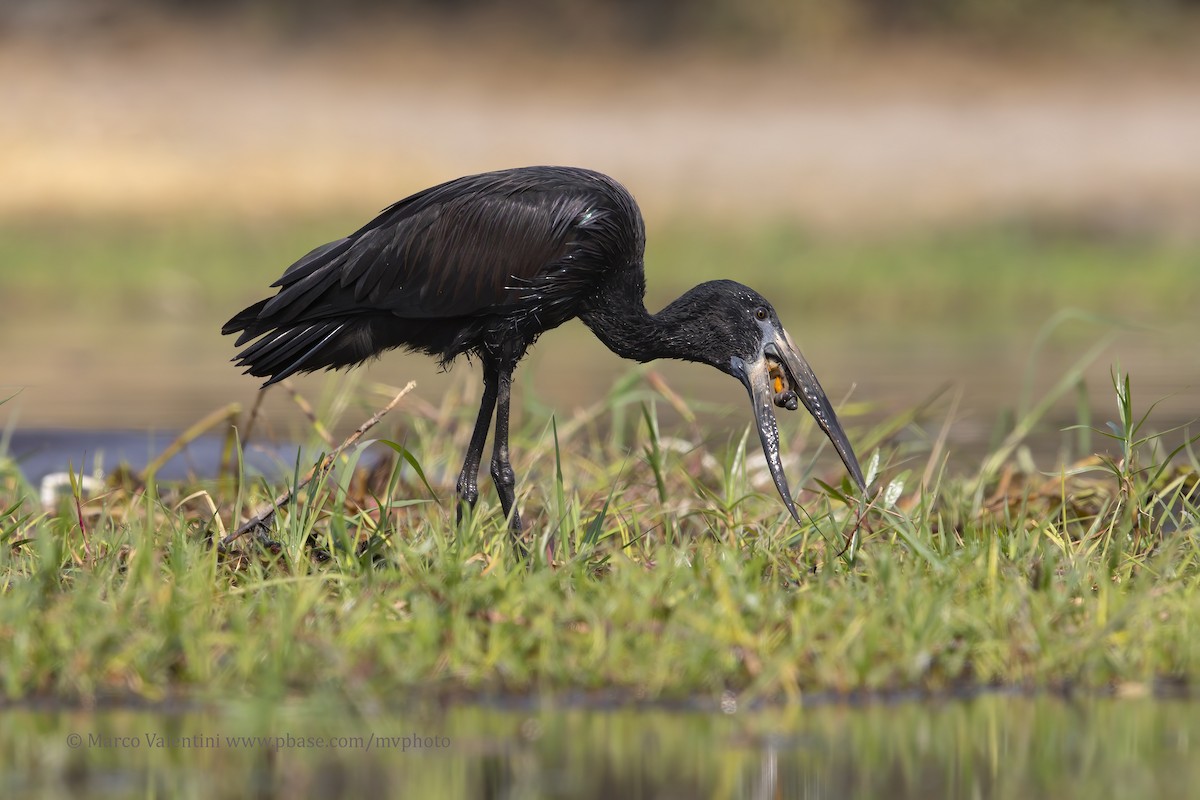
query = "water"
xmin=3 ymin=694 xmax=1197 ymax=799
xmin=2 ymin=430 xmax=312 ymax=486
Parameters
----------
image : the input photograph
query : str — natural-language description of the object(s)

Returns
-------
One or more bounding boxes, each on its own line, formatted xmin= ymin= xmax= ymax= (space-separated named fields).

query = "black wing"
xmin=223 ymin=166 xmax=644 ymax=383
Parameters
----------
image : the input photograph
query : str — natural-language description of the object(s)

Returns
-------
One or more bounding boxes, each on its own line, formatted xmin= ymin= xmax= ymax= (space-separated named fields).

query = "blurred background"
xmin=2 ymin=0 xmax=1198 ymax=463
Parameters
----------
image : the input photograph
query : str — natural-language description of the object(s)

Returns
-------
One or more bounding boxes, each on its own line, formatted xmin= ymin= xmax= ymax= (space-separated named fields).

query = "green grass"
xmin=1 ymin=363 xmax=1197 ymax=705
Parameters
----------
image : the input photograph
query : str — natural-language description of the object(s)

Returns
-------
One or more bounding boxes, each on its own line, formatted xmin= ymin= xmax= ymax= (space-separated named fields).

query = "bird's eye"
xmin=755 ymin=307 xmax=768 ymax=321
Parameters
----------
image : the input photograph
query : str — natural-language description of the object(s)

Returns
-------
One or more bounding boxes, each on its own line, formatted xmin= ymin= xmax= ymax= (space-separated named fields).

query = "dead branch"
xmin=220 ymin=381 xmax=416 ymax=548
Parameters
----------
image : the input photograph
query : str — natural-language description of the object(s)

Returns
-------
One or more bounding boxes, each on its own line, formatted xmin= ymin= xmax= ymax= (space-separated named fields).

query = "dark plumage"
xmin=224 ymin=166 xmax=864 ymax=538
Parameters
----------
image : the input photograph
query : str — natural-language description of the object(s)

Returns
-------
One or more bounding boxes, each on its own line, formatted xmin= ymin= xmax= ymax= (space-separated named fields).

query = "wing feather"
xmin=261 ymin=172 xmax=596 ymax=323
xmin=225 ymin=166 xmax=647 ymax=376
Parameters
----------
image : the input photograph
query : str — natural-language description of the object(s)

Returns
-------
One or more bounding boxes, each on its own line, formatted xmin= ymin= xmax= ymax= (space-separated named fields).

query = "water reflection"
xmin=3 ymin=694 xmax=1197 ymax=799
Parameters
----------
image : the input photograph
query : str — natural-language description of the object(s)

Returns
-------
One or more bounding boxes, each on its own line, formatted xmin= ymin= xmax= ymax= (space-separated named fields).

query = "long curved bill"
xmin=731 ymin=326 xmax=866 ymax=523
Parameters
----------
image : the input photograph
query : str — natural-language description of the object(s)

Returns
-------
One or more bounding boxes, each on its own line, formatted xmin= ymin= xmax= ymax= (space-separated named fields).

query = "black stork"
xmin=223 ymin=166 xmax=865 ymax=536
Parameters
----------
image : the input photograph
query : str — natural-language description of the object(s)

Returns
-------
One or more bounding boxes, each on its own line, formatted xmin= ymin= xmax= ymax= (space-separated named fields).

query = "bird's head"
xmin=690 ymin=281 xmax=866 ymax=521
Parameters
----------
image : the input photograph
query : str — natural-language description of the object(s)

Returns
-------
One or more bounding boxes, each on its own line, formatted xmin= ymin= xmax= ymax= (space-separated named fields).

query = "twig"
xmin=222 ymin=385 xmax=271 ymax=480
xmin=142 ymin=402 xmax=243 ymax=482
xmin=834 ymin=490 xmax=878 ymax=560
xmin=241 ymin=385 xmax=270 ymax=448
xmin=221 ymin=381 xmax=416 ymax=548
xmin=282 ymin=379 xmax=336 ymax=449
xmin=72 ymin=475 xmax=91 ymax=562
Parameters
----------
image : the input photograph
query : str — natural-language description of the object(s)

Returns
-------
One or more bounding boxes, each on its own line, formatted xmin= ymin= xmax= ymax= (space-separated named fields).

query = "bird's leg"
xmin=490 ymin=364 xmax=522 ymax=541
xmin=456 ymin=362 xmax=499 ymax=527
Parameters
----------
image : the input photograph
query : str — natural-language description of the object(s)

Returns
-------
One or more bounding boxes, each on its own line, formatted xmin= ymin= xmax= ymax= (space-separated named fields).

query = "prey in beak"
xmin=730 ymin=323 xmax=865 ymax=523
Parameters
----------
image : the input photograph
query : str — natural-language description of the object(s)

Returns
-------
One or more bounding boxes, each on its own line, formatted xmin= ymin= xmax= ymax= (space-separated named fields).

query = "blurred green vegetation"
xmin=648 ymin=220 xmax=1198 ymax=337
xmin=2 ymin=214 xmax=1195 ymax=335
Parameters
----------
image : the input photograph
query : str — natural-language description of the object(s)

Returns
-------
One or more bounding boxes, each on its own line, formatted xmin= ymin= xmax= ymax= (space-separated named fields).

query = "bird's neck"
xmin=580 ymin=272 xmax=725 ymax=370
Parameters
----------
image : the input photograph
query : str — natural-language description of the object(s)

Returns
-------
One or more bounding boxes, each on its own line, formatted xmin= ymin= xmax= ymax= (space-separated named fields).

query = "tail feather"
xmin=223 ymin=232 xmax=413 ymax=385
xmin=224 ymin=303 xmax=412 ymax=387
xmin=227 ymin=320 xmax=340 ymax=385
xmin=249 ymin=323 xmax=348 ymax=386
xmin=221 ymin=298 xmax=270 ymax=343
xmin=224 ymin=293 xmax=347 ymax=385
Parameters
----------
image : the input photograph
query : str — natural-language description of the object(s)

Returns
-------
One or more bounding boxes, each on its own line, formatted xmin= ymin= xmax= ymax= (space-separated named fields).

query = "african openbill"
xmin=224 ymin=166 xmax=865 ymax=536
